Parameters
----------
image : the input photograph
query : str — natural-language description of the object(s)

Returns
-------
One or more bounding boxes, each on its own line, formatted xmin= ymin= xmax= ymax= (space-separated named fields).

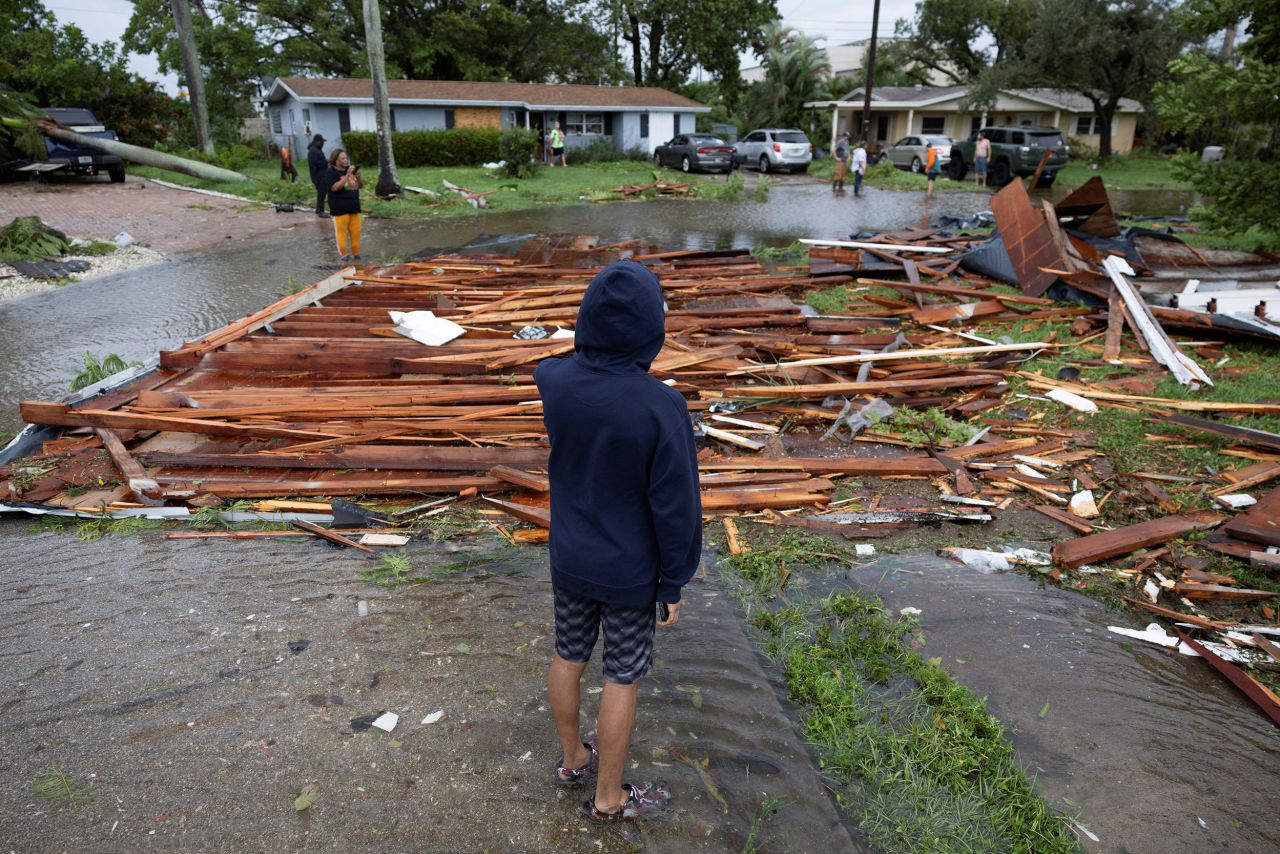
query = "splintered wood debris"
xmin=3 ymin=179 xmax=1280 ymax=718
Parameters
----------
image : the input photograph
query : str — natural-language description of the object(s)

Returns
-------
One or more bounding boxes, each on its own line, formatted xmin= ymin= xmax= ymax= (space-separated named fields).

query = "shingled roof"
xmin=266 ymin=77 xmax=707 ymax=111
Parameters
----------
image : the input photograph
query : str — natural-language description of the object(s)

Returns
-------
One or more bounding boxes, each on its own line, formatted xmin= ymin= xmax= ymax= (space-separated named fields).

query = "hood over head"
xmin=573 ymin=260 xmax=665 ymax=373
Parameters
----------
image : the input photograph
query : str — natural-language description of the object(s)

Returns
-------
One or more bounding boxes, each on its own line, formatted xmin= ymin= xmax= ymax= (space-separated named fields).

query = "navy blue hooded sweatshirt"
xmin=534 ymin=260 xmax=702 ymax=606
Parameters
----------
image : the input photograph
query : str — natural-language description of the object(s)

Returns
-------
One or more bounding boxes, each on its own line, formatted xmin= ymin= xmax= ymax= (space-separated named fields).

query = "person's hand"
xmin=658 ymin=601 xmax=681 ymax=628
xmin=346 ymin=165 xmax=355 ymax=175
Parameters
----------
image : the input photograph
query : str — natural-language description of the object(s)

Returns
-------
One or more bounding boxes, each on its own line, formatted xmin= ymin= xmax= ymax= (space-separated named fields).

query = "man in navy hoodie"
xmin=534 ymin=260 xmax=702 ymax=824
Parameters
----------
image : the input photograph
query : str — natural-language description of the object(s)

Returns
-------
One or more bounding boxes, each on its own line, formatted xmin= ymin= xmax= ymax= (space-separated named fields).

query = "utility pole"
xmin=170 ymin=0 xmax=214 ymax=155
xmin=860 ymin=0 xmax=882 ymax=145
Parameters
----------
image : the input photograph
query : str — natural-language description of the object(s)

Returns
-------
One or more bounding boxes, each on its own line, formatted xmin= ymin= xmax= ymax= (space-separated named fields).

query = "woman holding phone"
xmin=325 ymin=148 xmax=362 ymax=263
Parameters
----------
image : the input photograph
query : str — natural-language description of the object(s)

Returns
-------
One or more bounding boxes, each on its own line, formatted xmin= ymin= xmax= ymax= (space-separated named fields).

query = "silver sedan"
xmin=885 ymin=135 xmax=953 ymax=172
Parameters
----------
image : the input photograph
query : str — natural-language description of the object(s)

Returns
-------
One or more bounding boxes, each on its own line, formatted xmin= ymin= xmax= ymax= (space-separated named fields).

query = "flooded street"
xmin=4 ymin=179 xmax=1274 ymax=852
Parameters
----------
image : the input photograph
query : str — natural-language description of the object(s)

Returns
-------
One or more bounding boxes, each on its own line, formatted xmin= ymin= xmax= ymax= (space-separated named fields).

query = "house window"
xmin=970 ymin=116 xmax=982 ymax=137
xmin=302 ymin=108 xmax=311 ymax=123
xmin=390 ymin=109 xmax=396 ymax=132
xmin=338 ymin=107 xmax=351 ymax=134
xmin=921 ymin=116 xmax=946 ymax=135
xmin=1076 ymin=115 xmax=1102 ymax=135
xmin=270 ymin=109 xmax=282 ymax=133
xmin=444 ymin=109 xmax=455 ymax=130
xmin=875 ymin=115 xmax=889 ymax=142
xmin=565 ymin=112 xmax=604 ymax=135
xmin=640 ymin=113 xmax=649 ymax=138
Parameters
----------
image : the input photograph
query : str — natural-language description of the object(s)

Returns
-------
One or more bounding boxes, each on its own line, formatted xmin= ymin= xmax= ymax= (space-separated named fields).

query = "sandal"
xmin=555 ymin=732 xmax=599 ymax=786
xmin=582 ymin=781 xmax=671 ymax=823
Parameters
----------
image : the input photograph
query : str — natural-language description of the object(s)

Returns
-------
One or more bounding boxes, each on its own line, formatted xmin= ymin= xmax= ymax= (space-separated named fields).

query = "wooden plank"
xmin=488 ymin=465 xmax=550 ymax=492
xmin=908 ymin=300 xmax=1007 ymax=325
xmin=1168 ymin=415 xmax=1280 ymax=454
xmin=1030 ymin=503 xmax=1096 ymax=534
xmin=727 ymin=343 xmax=1047 ymax=376
xmin=481 ymin=495 xmax=551 ymax=528
xmin=723 ymin=517 xmax=749 ymax=555
xmin=1103 ymin=256 xmax=1213 ymax=387
xmin=94 ymin=428 xmax=161 ymax=502
xmin=1103 ymin=287 xmax=1124 ymax=361
xmin=1176 ymin=630 xmax=1280 ymax=729
xmin=1051 ymin=512 xmax=1227 ymax=568
xmin=853 ymin=277 xmax=1055 ymax=307
xmin=291 ymin=519 xmax=380 ymax=555
xmin=1174 ymin=582 xmax=1276 ymax=601
xmin=143 ymin=446 xmax=548 ymax=471
xmin=22 ymin=402 xmax=336 ymax=441
xmin=712 ymin=374 xmax=1004 ymax=399
xmin=697 ymin=456 xmax=946 ymax=476
xmin=1122 ymin=596 xmax=1235 ymax=631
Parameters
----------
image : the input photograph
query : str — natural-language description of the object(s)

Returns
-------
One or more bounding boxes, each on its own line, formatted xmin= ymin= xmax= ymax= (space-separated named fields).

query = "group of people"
xmin=831 ymin=130 xmax=994 ymax=197
xmin=305 ymin=133 xmax=364 ymax=263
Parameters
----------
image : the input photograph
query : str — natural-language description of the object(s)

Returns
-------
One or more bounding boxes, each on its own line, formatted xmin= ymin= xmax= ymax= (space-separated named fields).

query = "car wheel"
xmin=910 ymin=156 xmax=923 ymax=173
xmin=653 ymin=152 xmax=662 ymax=166
xmin=795 ymin=166 xmax=809 ymax=174
xmin=681 ymin=155 xmax=691 ymax=173
xmin=1035 ymin=172 xmax=1056 ymax=188
xmin=947 ymin=158 xmax=967 ymax=181
xmin=109 ymin=166 xmax=126 ymax=183
xmin=992 ymin=160 xmax=1012 ymax=186
xmin=758 ymin=155 xmax=770 ymax=174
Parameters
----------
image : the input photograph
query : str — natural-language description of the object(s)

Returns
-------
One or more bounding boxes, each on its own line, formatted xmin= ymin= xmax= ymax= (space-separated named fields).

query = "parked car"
xmin=733 ymin=128 xmax=813 ymax=173
xmin=948 ymin=126 xmax=1069 ymax=187
xmin=653 ymin=134 xmax=734 ymax=173
xmin=40 ymin=107 xmax=126 ymax=182
xmin=884 ymin=135 xmax=953 ymax=173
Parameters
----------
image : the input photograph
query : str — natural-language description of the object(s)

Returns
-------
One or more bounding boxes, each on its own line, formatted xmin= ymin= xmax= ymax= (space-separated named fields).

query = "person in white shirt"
xmin=851 ymin=140 xmax=868 ymax=197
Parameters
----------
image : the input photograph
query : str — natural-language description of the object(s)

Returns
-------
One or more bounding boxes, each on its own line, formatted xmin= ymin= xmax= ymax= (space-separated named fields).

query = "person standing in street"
xmin=324 ymin=148 xmax=362 ymax=263
xmin=832 ymin=132 xmax=850 ymax=191
xmin=851 ymin=138 xmax=868 ymax=197
xmin=925 ymin=140 xmax=941 ymax=199
xmin=550 ymin=122 xmax=566 ymax=167
xmin=307 ymin=134 xmax=330 ymax=217
xmin=534 ymin=260 xmax=702 ymax=824
xmin=974 ymin=132 xmax=991 ymax=188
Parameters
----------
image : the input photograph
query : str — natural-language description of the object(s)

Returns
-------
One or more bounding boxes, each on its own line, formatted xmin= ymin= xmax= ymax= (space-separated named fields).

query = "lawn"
xmin=129 ymin=158 xmax=727 ymax=219
xmin=1056 ymin=150 xmax=1194 ymax=191
xmin=809 ymin=157 xmax=973 ymax=192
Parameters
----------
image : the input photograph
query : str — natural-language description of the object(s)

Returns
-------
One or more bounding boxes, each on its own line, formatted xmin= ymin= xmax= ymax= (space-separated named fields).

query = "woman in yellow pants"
xmin=324 ymin=148 xmax=362 ymax=262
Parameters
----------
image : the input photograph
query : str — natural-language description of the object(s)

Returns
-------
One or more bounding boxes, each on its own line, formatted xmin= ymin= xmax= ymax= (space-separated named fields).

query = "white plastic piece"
xmin=1068 ymin=490 xmax=1099 ymax=518
xmin=899 ymin=606 xmax=922 ymax=616
xmin=113 ymin=231 xmax=135 ymax=247
xmin=854 ymin=543 xmax=876 ymax=556
xmin=939 ymin=547 xmax=1012 ymax=573
xmin=372 ymin=712 xmax=399 ymax=732
xmin=421 ymin=710 xmax=445 ymax=725
xmin=1144 ymin=579 xmax=1160 ymax=603
xmin=359 ymin=533 xmax=411 ymax=546
xmin=357 ymin=600 xmax=368 ymax=617
xmin=1216 ymin=493 xmax=1257 ymax=509
xmin=388 ymin=310 xmax=465 ymax=346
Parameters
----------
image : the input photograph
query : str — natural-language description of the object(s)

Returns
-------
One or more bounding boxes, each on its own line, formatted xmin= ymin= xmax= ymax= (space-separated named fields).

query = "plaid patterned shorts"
xmin=553 ymin=587 xmax=656 ymax=685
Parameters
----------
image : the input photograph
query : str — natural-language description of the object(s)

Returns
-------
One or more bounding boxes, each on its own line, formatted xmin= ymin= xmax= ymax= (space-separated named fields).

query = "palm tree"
xmin=363 ymin=0 xmax=401 ymax=198
xmin=747 ymin=26 xmax=831 ymax=131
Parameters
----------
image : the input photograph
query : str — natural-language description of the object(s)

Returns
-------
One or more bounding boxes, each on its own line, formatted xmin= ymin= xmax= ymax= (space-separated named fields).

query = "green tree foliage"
xmin=0 ymin=1 xmax=180 ymax=149
xmin=892 ymin=0 xmax=1037 ymax=85
xmin=1157 ymin=0 xmax=1280 ymax=237
xmin=1021 ymin=0 xmax=1185 ymax=158
xmin=609 ymin=0 xmax=779 ymax=102
xmin=742 ymin=25 xmax=830 ymax=134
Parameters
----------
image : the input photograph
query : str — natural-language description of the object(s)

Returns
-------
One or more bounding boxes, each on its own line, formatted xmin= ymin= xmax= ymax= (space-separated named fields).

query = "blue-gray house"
xmin=263 ymin=76 xmax=709 ymax=160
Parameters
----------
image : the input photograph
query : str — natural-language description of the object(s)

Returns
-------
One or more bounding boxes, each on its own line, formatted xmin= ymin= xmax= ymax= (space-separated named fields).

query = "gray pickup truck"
xmin=948 ymin=126 xmax=1068 ymax=187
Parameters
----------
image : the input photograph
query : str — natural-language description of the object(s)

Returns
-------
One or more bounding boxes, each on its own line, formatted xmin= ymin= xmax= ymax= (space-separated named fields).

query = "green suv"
xmin=948 ymin=126 xmax=1069 ymax=187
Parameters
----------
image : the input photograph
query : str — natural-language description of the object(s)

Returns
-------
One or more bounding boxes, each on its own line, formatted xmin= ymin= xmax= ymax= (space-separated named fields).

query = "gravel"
xmin=0 ymin=243 xmax=167 ymax=301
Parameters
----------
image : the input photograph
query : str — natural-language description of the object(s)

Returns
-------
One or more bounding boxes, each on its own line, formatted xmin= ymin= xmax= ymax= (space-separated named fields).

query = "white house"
xmin=262 ymin=76 xmax=709 ymax=159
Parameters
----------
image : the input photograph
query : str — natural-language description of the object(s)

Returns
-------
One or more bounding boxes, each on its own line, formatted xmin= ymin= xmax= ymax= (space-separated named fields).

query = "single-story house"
xmin=804 ymin=86 xmax=1143 ymax=155
xmin=262 ymin=76 xmax=709 ymax=160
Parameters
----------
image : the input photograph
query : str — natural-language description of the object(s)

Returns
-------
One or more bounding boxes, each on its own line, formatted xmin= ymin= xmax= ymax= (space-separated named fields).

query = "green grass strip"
xmin=725 ymin=538 xmax=1078 ymax=852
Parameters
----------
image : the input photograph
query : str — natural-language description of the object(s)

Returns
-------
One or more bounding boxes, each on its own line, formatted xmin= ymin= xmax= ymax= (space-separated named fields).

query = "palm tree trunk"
xmin=170 ymin=0 xmax=215 ymax=156
xmin=36 ymin=121 xmax=249 ymax=182
xmin=363 ymin=0 xmax=401 ymax=198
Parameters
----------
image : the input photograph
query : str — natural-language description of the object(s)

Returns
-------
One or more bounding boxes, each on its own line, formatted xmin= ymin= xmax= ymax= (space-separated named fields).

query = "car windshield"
xmin=926 ymin=137 xmax=953 ymax=145
xmin=45 ymin=108 xmax=97 ymax=126
xmin=774 ymin=132 xmax=808 ymax=143
xmin=690 ymin=137 xmax=727 ymax=146
xmin=1027 ymin=131 xmax=1065 ymax=146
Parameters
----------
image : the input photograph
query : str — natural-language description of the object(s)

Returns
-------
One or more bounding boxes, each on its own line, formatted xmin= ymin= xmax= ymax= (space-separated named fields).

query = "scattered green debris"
xmin=751 ymin=176 xmax=772 ymax=203
xmin=883 ymin=406 xmax=981 ymax=447
xmin=751 ymin=240 xmax=807 ymax=261
xmin=32 ymin=769 xmax=95 ymax=808
xmin=293 ymin=782 xmax=320 ymax=811
xmin=69 ymin=351 xmax=139 ymax=392
xmin=802 ymin=284 xmax=857 ymax=315
xmin=0 ymin=216 xmax=71 ymax=261
xmin=359 ymin=554 xmax=414 ymax=588
xmin=693 ymin=171 xmax=745 ymax=202
xmin=75 ymin=515 xmax=161 ymax=542
xmin=742 ymin=796 xmax=789 ymax=854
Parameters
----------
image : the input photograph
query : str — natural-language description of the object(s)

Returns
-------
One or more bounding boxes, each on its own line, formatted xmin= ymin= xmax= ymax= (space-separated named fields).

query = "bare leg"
xmin=548 ymin=654 xmax=591 ymax=769
xmin=592 ymin=679 xmax=638 ymax=812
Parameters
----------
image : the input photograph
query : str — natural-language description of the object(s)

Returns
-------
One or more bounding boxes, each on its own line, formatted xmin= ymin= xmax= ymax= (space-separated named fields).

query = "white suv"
xmin=734 ymin=128 xmax=813 ymax=174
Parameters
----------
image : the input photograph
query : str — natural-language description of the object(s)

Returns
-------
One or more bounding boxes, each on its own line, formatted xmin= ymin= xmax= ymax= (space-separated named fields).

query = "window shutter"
xmin=674 ymin=113 xmax=681 ymax=135
xmin=558 ymin=111 xmax=567 ymax=130
xmin=445 ymin=109 xmax=455 ymax=129
xmin=604 ymin=113 xmax=614 ymax=135
xmin=640 ymin=113 xmax=649 ymax=138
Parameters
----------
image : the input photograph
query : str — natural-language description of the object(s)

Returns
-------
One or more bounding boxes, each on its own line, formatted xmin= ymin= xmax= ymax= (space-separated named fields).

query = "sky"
xmin=46 ymin=0 xmax=923 ymax=92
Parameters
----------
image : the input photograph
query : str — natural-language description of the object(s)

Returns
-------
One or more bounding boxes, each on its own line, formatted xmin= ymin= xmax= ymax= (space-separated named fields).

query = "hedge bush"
xmin=498 ymin=127 xmax=538 ymax=178
xmin=341 ymin=128 xmax=503 ymax=168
